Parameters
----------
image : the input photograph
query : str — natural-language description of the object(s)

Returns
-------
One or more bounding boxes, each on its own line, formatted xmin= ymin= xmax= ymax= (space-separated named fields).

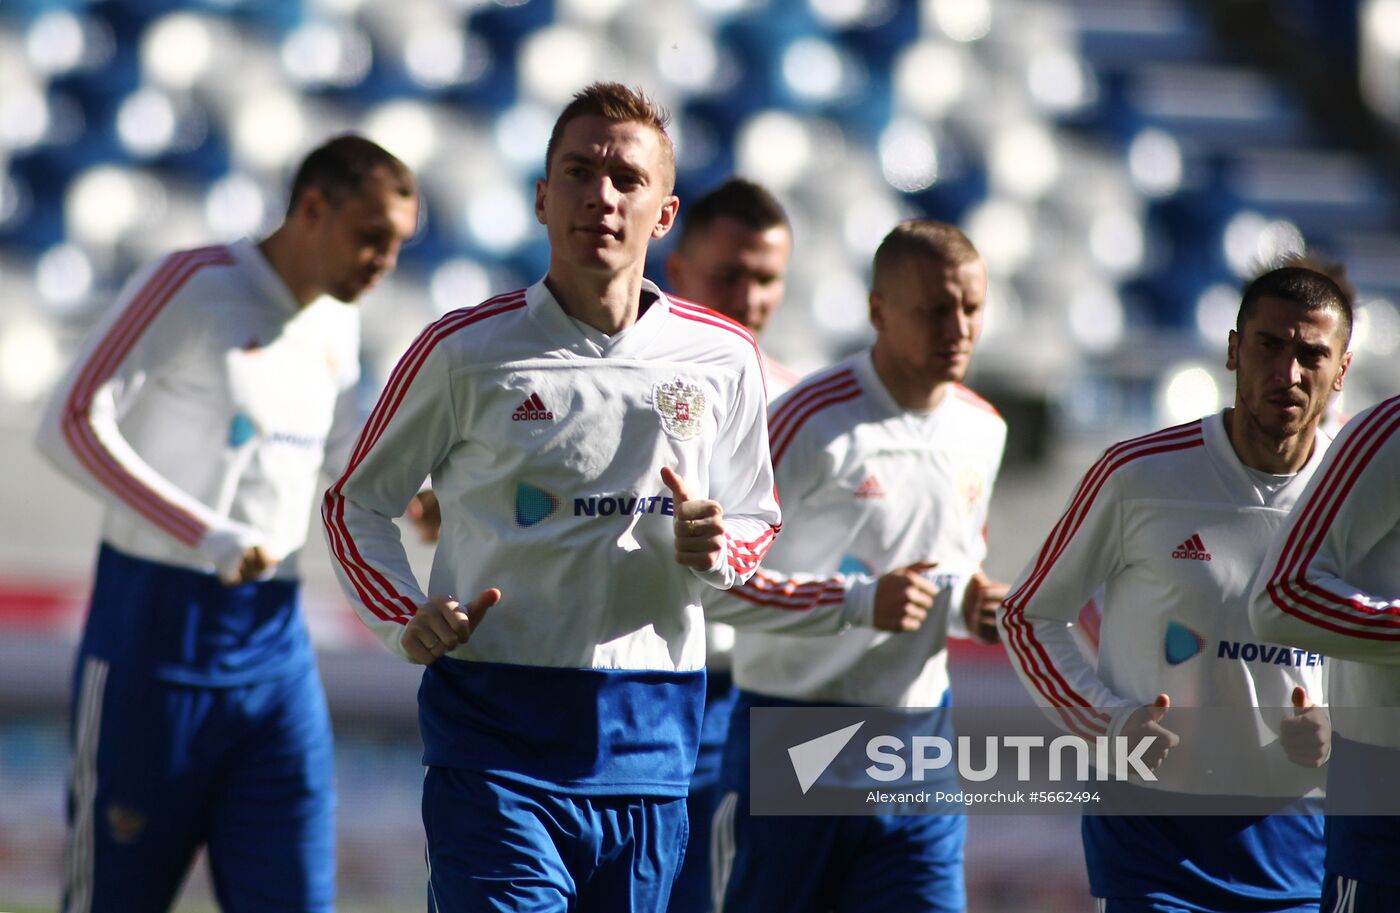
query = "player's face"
xmin=1227 ymin=296 xmax=1351 ymax=442
xmin=535 ymin=116 xmax=679 ymax=280
xmin=314 ymin=168 xmax=419 ymax=303
xmin=666 ymin=218 xmax=791 ymax=334
xmin=870 ymin=255 xmax=987 ymax=385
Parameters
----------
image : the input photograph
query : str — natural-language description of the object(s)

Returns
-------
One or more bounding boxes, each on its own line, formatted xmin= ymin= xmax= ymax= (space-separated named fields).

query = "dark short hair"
xmin=674 ymin=178 xmax=790 ymax=250
xmin=1237 ymin=266 xmax=1353 ymax=347
xmin=871 ymin=219 xmax=980 ymax=290
xmin=1274 ymin=252 xmax=1356 ymax=309
xmin=287 ymin=134 xmax=415 ymax=215
xmin=544 ymin=82 xmax=675 ymax=190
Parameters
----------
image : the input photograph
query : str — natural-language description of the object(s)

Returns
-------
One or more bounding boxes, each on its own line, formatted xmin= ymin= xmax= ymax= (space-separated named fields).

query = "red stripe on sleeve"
xmin=60 ymin=248 xmax=234 ymax=545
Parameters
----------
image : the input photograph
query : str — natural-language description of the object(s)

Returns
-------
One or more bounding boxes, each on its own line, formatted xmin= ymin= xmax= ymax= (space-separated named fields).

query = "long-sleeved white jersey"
xmin=1251 ymin=395 xmax=1400 ymax=711
xmin=35 ymin=239 xmax=362 ymax=581
xmin=704 ymin=347 xmax=800 ymax=668
xmin=999 ymin=411 xmax=1330 ymax=795
xmin=1250 ymin=394 xmax=1400 ymax=886
xmin=707 ymin=350 xmax=1006 ymax=707
xmin=321 ymin=280 xmax=781 ymax=796
xmin=1000 ymin=410 xmax=1336 ymax=907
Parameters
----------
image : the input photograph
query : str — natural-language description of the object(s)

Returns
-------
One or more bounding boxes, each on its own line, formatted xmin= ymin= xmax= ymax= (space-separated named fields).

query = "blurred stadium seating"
xmin=1 ymin=1 xmax=1398 ymax=909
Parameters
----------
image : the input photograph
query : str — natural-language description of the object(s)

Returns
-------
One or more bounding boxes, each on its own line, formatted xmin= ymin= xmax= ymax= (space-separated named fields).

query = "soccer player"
xmin=666 ymin=177 xmax=799 ymax=391
xmin=320 ymin=83 xmax=783 ymax=912
xmin=707 ymin=220 xmax=1008 ymax=912
xmin=662 ymin=176 xmax=796 ymax=913
xmin=1250 ymin=393 xmax=1400 ymax=912
xmin=35 ymin=135 xmax=419 ymax=913
xmin=999 ymin=267 xmax=1353 ymax=912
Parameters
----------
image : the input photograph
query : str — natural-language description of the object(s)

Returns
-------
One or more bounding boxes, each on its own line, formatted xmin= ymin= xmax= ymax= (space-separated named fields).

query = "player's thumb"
xmin=1292 ymin=685 xmax=1313 ymax=714
xmin=660 ymin=466 xmax=691 ymax=505
xmin=466 ymin=587 xmax=501 ymax=633
xmin=1148 ymin=692 xmax=1170 ymax=722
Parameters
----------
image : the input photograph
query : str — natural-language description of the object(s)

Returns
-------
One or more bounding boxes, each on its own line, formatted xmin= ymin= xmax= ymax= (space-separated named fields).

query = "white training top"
xmin=705 ymin=347 xmax=800 ymax=668
xmin=323 ymin=280 xmax=782 ymax=669
xmin=1000 ymin=411 xmax=1332 ymax=795
xmin=709 ymin=350 xmax=1006 ymax=706
xmin=35 ymin=239 xmax=362 ymax=581
xmin=1252 ymin=395 xmax=1400 ymax=746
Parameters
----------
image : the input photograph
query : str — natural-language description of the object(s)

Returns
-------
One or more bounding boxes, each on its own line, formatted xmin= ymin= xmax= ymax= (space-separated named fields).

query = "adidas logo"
xmin=853 ymin=474 xmax=885 ymax=499
xmin=1171 ymin=533 xmax=1212 ymax=562
xmin=512 ymin=393 xmax=554 ymax=422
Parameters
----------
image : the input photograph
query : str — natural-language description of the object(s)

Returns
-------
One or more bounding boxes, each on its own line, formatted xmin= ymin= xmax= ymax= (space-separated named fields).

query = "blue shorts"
xmin=669 ymin=669 xmax=737 ymax=913
xmin=61 ymin=654 xmax=335 ymax=913
xmin=711 ymin=788 xmax=966 ymax=913
xmin=1321 ymin=873 xmax=1397 ymax=913
xmin=424 ymin=767 xmax=688 ymax=912
xmin=1095 ymin=897 xmax=1318 ymax=913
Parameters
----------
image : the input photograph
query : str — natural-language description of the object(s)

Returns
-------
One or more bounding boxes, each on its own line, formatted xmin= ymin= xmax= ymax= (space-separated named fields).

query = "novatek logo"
xmin=574 ymin=493 xmax=677 ymax=517
xmin=1171 ymin=533 xmax=1212 ymax=561
xmin=513 ymin=393 xmax=554 ymax=422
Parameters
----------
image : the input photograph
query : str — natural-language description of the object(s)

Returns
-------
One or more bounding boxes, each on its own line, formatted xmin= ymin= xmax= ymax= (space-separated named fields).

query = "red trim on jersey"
xmin=1265 ymin=397 xmax=1400 ymax=638
xmin=668 ymin=298 xmax=766 ymax=392
xmin=1000 ymin=421 xmax=1204 ymax=736
xmin=725 ymin=524 xmax=781 ymax=576
xmin=953 ymin=383 xmax=999 ymax=416
xmin=61 ymin=247 xmax=235 ymax=546
xmin=732 ymin=570 xmax=847 ymax=611
xmin=324 ymin=292 xmax=528 ymax=623
xmin=767 ymin=371 xmax=862 ymax=469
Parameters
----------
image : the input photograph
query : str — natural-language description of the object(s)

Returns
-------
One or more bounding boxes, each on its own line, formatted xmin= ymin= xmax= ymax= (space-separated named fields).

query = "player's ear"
xmin=1334 ymin=350 xmax=1352 ymax=392
xmin=651 ymin=194 xmax=680 ymax=240
xmin=869 ymin=291 xmax=885 ymax=332
xmin=534 ymin=179 xmax=548 ymax=225
xmin=1225 ymin=329 xmax=1239 ymax=371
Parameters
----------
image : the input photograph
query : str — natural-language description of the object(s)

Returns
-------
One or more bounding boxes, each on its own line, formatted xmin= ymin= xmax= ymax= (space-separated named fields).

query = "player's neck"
xmin=545 ymin=267 xmax=646 ymax=336
xmin=257 ymin=230 xmax=320 ymax=309
xmin=1223 ymin=406 xmax=1316 ymax=475
xmin=871 ymin=347 xmax=951 ymax=412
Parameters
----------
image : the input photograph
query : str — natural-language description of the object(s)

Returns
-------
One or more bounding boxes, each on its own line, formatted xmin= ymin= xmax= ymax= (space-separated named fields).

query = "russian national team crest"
xmin=653 ymin=378 xmax=707 ymax=440
xmin=956 ymin=465 xmax=984 ymax=515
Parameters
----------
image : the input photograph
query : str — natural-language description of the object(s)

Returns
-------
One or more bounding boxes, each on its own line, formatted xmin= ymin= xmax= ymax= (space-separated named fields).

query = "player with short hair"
xmin=321 ymin=83 xmax=782 ymax=912
xmin=36 ymin=134 xmax=419 ymax=913
xmin=666 ymin=176 xmax=799 ymax=391
xmin=707 ymin=219 xmax=1008 ymax=913
xmin=662 ymin=176 xmax=796 ymax=913
xmin=1250 ymin=393 xmax=1400 ymax=913
xmin=999 ymin=266 xmax=1354 ymax=912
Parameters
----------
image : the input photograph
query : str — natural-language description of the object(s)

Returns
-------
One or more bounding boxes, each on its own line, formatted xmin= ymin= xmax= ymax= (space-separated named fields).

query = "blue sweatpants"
xmin=423 ymin=767 xmax=689 ymax=912
xmin=711 ymin=788 xmax=966 ymax=913
xmin=61 ymin=655 xmax=335 ymax=913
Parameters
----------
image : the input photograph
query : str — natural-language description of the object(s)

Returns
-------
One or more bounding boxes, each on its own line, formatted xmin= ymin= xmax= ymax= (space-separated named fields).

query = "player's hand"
xmin=401 ymin=588 xmax=500 ymax=665
xmin=872 ymin=561 xmax=939 ymax=632
xmin=1280 ymin=686 xmax=1330 ymax=768
xmin=1120 ymin=693 xmax=1179 ymax=773
xmin=961 ymin=570 xmax=1007 ymax=644
xmin=406 ymin=489 xmax=442 ymax=544
xmin=661 ymin=467 xmax=725 ymax=572
xmin=225 ymin=545 xmax=278 ymax=585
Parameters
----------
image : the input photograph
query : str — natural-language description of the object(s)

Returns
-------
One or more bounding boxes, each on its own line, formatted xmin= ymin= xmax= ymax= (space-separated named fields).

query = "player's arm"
xmin=997 ymin=454 xmax=1145 ymax=741
xmin=1250 ymin=401 xmax=1400 ymax=663
xmin=321 ymin=319 xmax=475 ymax=663
xmin=702 ymin=382 xmax=927 ymax=636
xmin=669 ymin=350 xmax=782 ymax=591
xmin=33 ymin=251 xmax=265 ymax=582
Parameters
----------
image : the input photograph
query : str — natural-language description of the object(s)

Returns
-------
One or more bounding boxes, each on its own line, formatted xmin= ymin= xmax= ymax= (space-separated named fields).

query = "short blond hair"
xmin=871 ymin=220 xmax=979 ymax=292
xmin=544 ymin=82 xmax=676 ymax=190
